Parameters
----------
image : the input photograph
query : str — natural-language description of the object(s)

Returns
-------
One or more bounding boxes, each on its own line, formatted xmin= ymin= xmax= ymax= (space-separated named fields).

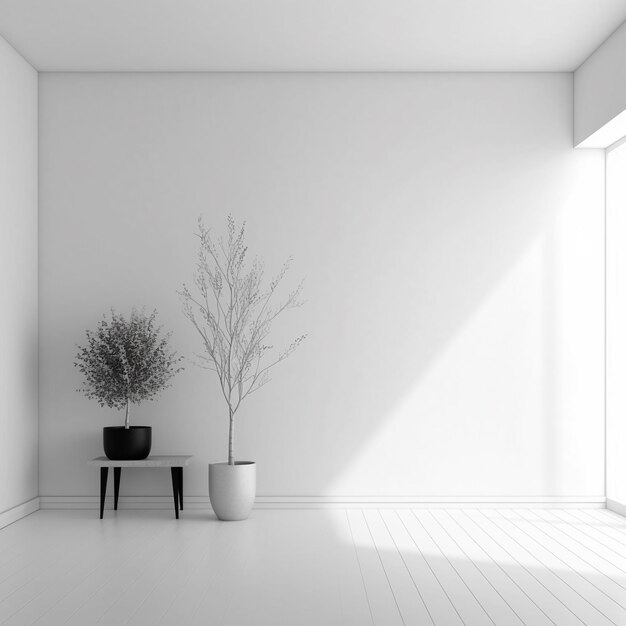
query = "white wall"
xmin=575 ymin=20 xmax=626 ymax=147
xmin=39 ymin=73 xmax=604 ymax=501
xmin=0 ymin=36 xmax=38 ymax=514
xmin=607 ymin=139 xmax=626 ymax=509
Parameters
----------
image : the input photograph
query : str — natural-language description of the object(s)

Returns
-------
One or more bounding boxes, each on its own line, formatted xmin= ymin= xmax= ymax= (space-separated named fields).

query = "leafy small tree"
xmin=180 ymin=215 xmax=305 ymax=465
xmin=75 ymin=309 xmax=183 ymax=428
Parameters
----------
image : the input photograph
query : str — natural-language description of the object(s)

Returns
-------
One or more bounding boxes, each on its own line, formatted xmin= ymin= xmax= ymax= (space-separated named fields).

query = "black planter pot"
xmin=103 ymin=426 xmax=152 ymax=460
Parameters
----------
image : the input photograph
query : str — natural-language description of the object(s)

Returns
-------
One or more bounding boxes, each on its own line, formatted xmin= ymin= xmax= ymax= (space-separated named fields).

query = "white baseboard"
xmin=606 ymin=499 xmax=626 ymax=517
xmin=39 ymin=495 xmax=606 ymax=510
xmin=0 ymin=497 xmax=40 ymax=529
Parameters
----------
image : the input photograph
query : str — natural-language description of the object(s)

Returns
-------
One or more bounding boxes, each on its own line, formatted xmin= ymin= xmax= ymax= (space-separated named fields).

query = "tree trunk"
xmin=228 ymin=408 xmax=235 ymax=465
xmin=124 ymin=399 xmax=130 ymax=429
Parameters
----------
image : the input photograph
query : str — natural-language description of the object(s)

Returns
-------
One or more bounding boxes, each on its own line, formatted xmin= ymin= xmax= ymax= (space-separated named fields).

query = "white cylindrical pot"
xmin=209 ymin=462 xmax=256 ymax=521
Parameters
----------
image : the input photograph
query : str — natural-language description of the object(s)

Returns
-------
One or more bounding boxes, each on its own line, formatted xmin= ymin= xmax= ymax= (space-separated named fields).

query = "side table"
xmin=89 ymin=455 xmax=192 ymax=519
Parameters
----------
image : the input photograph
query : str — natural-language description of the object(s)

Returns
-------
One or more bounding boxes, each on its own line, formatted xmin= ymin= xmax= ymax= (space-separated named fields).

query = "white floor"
xmin=0 ymin=508 xmax=625 ymax=625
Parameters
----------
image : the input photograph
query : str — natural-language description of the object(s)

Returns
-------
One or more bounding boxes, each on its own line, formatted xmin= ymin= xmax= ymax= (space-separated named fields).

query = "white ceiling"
xmin=0 ymin=0 xmax=624 ymax=72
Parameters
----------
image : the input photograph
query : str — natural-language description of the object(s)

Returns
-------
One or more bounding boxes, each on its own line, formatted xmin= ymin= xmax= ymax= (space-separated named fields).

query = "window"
xmin=606 ymin=137 xmax=626 ymax=508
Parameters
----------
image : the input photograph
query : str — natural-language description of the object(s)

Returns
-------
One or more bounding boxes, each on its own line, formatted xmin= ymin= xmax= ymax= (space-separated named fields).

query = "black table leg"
xmin=178 ymin=468 xmax=184 ymax=511
xmin=113 ymin=467 xmax=121 ymax=511
xmin=171 ymin=467 xmax=179 ymax=519
xmin=100 ymin=467 xmax=108 ymax=519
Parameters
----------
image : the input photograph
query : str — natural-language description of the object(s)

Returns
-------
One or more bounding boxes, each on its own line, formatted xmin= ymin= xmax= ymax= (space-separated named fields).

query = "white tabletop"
xmin=89 ymin=455 xmax=192 ymax=467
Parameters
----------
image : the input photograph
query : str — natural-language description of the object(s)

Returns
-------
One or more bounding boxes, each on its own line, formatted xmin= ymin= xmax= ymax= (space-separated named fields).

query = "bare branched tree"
xmin=180 ymin=215 xmax=305 ymax=465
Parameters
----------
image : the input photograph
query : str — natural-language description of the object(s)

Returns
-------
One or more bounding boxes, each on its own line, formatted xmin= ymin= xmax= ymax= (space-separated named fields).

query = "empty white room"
xmin=2 ymin=1 xmax=626 ymax=624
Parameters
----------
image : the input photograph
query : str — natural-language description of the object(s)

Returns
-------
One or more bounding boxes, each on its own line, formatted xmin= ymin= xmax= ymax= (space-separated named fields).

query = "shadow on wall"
xmin=37 ymin=74 xmax=603 ymax=498
xmin=42 ymin=162 xmax=601 ymax=499
xmin=261 ymin=179 xmax=601 ymax=497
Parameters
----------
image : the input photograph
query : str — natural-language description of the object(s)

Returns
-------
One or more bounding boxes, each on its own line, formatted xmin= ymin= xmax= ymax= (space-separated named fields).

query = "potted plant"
xmin=180 ymin=216 xmax=305 ymax=520
xmin=75 ymin=309 xmax=183 ymax=460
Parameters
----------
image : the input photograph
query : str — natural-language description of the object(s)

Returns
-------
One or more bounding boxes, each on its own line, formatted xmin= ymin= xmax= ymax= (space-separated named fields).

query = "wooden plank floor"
xmin=0 ymin=509 xmax=625 ymax=625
